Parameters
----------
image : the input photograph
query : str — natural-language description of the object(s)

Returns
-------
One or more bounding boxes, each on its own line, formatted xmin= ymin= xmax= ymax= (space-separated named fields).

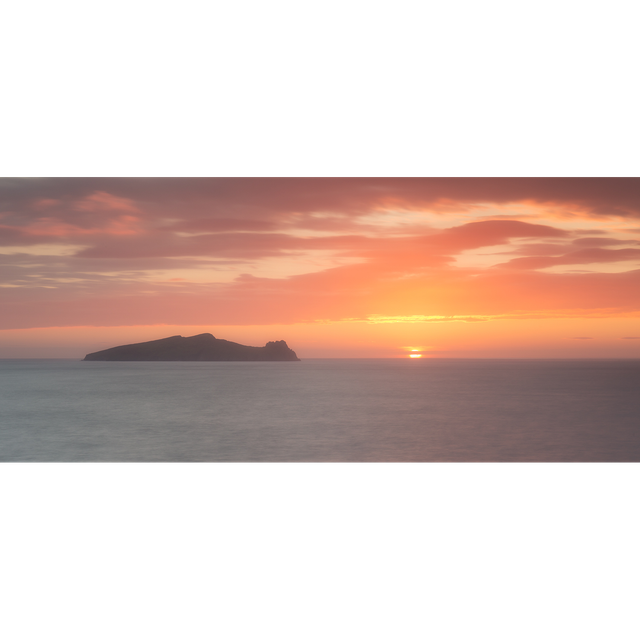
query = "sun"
xmin=402 ymin=346 xmax=428 ymax=358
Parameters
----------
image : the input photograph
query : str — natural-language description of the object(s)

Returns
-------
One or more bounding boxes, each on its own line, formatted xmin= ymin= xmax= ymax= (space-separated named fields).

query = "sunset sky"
xmin=2 ymin=177 xmax=640 ymax=358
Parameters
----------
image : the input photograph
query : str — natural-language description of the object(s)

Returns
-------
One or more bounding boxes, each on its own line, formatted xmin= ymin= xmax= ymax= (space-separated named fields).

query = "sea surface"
xmin=1 ymin=358 xmax=639 ymax=462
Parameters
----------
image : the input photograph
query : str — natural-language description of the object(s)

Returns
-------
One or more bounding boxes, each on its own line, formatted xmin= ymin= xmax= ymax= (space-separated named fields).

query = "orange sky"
xmin=1 ymin=178 xmax=640 ymax=358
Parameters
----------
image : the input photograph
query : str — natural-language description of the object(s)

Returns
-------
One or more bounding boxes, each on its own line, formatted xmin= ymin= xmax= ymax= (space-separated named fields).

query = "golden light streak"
xmin=368 ymin=315 xmax=497 ymax=323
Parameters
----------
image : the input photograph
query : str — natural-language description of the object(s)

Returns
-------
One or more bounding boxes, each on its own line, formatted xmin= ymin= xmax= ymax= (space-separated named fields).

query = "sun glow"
xmin=4 ymin=179 xmax=640 ymax=359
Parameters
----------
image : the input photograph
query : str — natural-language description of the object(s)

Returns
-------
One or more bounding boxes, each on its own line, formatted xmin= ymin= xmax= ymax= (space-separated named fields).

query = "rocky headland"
xmin=83 ymin=333 xmax=301 ymax=361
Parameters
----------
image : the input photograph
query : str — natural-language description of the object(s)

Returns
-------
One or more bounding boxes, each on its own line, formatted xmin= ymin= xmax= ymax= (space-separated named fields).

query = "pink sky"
xmin=1 ymin=178 xmax=640 ymax=358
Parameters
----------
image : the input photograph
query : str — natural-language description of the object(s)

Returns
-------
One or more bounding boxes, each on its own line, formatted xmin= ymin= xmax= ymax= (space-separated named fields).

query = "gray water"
xmin=1 ymin=358 xmax=639 ymax=461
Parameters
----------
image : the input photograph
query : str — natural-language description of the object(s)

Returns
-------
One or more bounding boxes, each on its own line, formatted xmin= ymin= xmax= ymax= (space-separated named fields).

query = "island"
xmin=83 ymin=333 xmax=301 ymax=361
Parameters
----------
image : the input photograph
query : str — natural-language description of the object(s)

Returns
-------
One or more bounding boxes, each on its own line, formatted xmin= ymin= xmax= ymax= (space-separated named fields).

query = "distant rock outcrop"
xmin=83 ymin=333 xmax=301 ymax=361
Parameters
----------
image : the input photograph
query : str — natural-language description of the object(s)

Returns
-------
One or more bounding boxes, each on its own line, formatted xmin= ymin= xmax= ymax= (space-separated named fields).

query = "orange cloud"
xmin=497 ymin=248 xmax=640 ymax=270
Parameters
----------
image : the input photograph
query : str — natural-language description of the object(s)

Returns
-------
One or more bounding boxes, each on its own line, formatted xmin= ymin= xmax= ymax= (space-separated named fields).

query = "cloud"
xmin=3 ymin=179 xmax=640 ymax=331
xmin=3 ymin=177 xmax=640 ymax=220
xmin=572 ymin=237 xmax=638 ymax=247
xmin=365 ymin=315 xmax=495 ymax=323
xmin=3 ymin=256 xmax=640 ymax=330
xmin=496 ymin=248 xmax=640 ymax=270
xmin=32 ymin=198 xmax=60 ymax=211
xmin=73 ymin=191 xmax=139 ymax=213
xmin=169 ymin=217 xmax=278 ymax=233
xmin=435 ymin=220 xmax=568 ymax=251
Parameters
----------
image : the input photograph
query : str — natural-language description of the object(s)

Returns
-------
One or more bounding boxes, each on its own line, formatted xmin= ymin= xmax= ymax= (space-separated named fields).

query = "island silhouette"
xmin=83 ymin=333 xmax=300 ymax=361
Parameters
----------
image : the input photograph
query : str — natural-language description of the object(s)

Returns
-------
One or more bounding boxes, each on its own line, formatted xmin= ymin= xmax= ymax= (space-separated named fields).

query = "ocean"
xmin=1 ymin=358 xmax=639 ymax=462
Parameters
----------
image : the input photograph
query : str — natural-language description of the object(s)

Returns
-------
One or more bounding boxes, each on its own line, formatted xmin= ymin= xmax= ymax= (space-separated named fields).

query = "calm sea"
xmin=1 ymin=358 xmax=639 ymax=462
